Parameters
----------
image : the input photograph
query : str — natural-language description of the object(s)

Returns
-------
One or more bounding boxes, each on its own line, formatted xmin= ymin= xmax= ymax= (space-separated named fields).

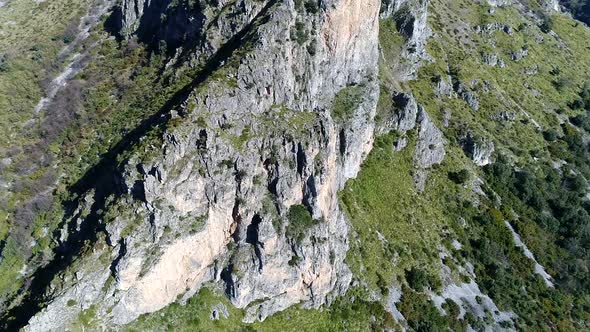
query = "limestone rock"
xmin=434 ymin=75 xmax=454 ymax=98
xmin=413 ymin=107 xmax=445 ymax=191
xmin=491 ymin=110 xmax=516 ymax=122
xmin=511 ymin=47 xmax=529 ymax=61
xmin=455 ymin=82 xmax=480 ymax=112
xmin=381 ymin=0 xmax=431 ymax=80
xmin=414 ymin=108 xmax=445 ymax=169
xmin=378 ymin=92 xmax=418 ymax=134
xmin=482 ymin=53 xmax=505 ymax=67
xmin=24 ymin=0 xmax=381 ymax=329
xmin=210 ymin=303 xmax=230 ymax=320
xmin=461 ymin=133 xmax=495 ymax=166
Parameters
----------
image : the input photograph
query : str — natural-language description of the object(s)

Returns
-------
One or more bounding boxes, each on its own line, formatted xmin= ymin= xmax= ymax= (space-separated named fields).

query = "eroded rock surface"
xmin=461 ymin=133 xmax=495 ymax=166
xmin=25 ymin=0 xmax=382 ymax=329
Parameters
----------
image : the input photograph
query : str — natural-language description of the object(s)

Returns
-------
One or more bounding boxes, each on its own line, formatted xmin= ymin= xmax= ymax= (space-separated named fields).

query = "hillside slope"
xmin=0 ymin=0 xmax=589 ymax=330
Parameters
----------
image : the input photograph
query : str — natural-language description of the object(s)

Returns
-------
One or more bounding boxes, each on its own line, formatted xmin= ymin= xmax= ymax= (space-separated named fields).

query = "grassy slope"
xmin=0 ymin=0 xmax=88 ymax=305
xmin=0 ymin=0 xmax=86 ymax=146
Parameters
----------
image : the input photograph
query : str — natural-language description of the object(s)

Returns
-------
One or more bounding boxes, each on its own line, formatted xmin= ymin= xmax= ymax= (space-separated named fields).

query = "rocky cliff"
xmin=23 ymin=0 xmax=383 ymax=329
xmin=3 ymin=0 xmax=590 ymax=330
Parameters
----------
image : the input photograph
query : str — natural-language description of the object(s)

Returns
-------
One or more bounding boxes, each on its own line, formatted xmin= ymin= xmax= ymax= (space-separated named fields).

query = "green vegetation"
xmin=257 ymin=104 xmax=318 ymax=137
xmin=340 ymin=133 xmax=450 ymax=291
xmin=398 ymin=286 xmax=465 ymax=331
xmin=448 ymin=169 xmax=470 ymax=184
xmin=285 ymin=204 xmax=316 ymax=244
xmin=0 ymin=0 xmax=90 ymax=304
xmin=383 ymin=0 xmax=590 ymax=328
xmin=0 ymin=0 xmax=86 ymax=147
xmin=127 ymin=286 xmax=397 ymax=331
xmin=331 ymin=86 xmax=365 ymax=122
xmin=561 ymin=0 xmax=590 ymax=25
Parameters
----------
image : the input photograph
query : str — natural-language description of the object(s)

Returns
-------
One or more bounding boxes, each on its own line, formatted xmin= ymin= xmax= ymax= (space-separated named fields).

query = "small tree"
xmin=539 ymin=14 xmax=554 ymax=33
xmin=0 ymin=54 xmax=8 ymax=72
xmin=448 ymin=169 xmax=470 ymax=184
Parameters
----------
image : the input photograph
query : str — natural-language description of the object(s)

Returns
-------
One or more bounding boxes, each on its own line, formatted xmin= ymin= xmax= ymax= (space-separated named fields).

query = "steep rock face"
xmin=25 ymin=0 xmax=381 ymax=329
xmin=377 ymin=91 xmax=418 ymax=134
xmin=461 ymin=133 xmax=494 ymax=166
xmin=117 ymin=0 xmax=268 ymax=55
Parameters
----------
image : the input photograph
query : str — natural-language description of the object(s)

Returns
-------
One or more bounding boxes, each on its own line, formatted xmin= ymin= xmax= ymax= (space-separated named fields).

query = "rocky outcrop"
xmin=543 ymin=0 xmax=559 ymax=11
xmin=24 ymin=0 xmax=381 ymax=329
xmin=491 ymin=110 xmax=516 ymax=122
xmin=482 ymin=53 xmax=506 ymax=67
xmin=461 ymin=133 xmax=494 ymax=166
xmin=413 ymin=107 xmax=445 ymax=191
xmin=434 ymin=75 xmax=454 ymax=98
xmin=378 ymin=92 xmax=418 ymax=134
xmin=474 ymin=22 xmax=514 ymax=35
xmin=511 ymin=47 xmax=529 ymax=61
xmin=414 ymin=108 xmax=445 ymax=169
xmin=380 ymin=0 xmax=431 ymax=80
xmin=454 ymin=82 xmax=479 ymax=112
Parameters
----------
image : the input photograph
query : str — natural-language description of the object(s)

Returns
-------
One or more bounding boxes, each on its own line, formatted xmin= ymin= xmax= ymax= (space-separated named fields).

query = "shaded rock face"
xmin=454 ymin=82 xmax=479 ymax=112
xmin=25 ymin=0 xmax=381 ymax=329
xmin=378 ymin=92 xmax=418 ymax=134
xmin=380 ymin=0 xmax=431 ymax=80
xmin=118 ymin=0 xmax=206 ymax=50
xmin=461 ymin=133 xmax=494 ymax=166
xmin=116 ymin=0 xmax=268 ymax=55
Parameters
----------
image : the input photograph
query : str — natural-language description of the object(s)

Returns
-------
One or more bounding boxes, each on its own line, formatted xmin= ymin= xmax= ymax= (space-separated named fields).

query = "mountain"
xmin=0 ymin=0 xmax=589 ymax=330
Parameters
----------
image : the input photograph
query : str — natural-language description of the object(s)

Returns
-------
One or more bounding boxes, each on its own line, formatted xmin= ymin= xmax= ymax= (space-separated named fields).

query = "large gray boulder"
xmin=413 ymin=107 xmax=445 ymax=191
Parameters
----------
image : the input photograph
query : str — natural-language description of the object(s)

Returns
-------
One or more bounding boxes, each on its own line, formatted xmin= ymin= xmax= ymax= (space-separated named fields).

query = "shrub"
xmin=62 ymin=18 xmax=79 ymax=45
xmin=405 ymin=268 xmax=430 ymax=291
xmin=543 ymin=129 xmax=559 ymax=142
xmin=569 ymin=82 xmax=590 ymax=110
xmin=331 ymin=86 xmax=364 ymax=121
xmin=0 ymin=54 xmax=9 ymax=73
xmin=286 ymin=204 xmax=316 ymax=243
xmin=539 ymin=14 xmax=554 ymax=33
xmin=448 ymin=169 xmax=470 ymax=184
xmin=288 ymin=255 xmax=301 ymax=266
xmin=292 ymin=22 xmax=308 ymax=45
xmin=570 ymin=114 xmax=590 ymax=132
xmin=553 ymin=77 xmax=573 ymax=91
xmin=304 ymin=0 xmax=319 ymax=13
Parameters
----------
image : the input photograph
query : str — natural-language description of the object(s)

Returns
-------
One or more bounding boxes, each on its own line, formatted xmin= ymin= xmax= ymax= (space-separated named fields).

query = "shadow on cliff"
xmin=1 ymin=0 xmax=278 ymax=329
xmin=106 ymin=0 xmax=206 ymax=55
